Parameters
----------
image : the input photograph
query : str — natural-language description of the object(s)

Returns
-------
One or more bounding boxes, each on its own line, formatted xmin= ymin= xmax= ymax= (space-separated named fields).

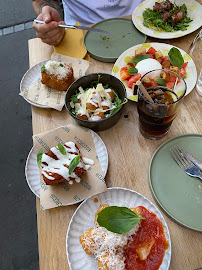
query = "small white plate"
xmin=66 ymin=187 xmax=171 ymax=270
xmin=20 ymin=60 xmax=50 ymax=108
xmin=25 ymin=130 xmax=108 ymax=198
xmin=112 ymin=42 xmax=197 ymax=101
xmin=132 ymin=0 xmax=202 ymax=39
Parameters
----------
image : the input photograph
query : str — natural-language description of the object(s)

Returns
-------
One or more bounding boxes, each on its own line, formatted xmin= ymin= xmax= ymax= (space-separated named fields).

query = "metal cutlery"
xmin=174 ymin=144 xmax=202 ymax=171
xmin=34 ymin=19 xmax=111 ymax=35
xmin=170 ymin=145 xmax=202 ymax=180
xmin=188 ymin=29 xmax=202 ymax=54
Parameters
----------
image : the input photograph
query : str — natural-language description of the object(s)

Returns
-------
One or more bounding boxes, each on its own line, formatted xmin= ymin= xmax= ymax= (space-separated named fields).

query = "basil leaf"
xmin=154 ymin=78 xmax=166 ymax=86
xmin=127 ymin=67 xmax=138 ymax=75
xmin=131 ymin=54 xmax=152 ymax=64
xmin=58 ymin=144 xmax=66 ymax=155
xmin=97 ymin=206 xmax=145 ymax=234
xmin=59 ymin=63 xmax=63 ymax=67
xmin=41 ymin=65 xmax=46 ymax=72
xmin=168 ymin=47 xmax=184 ymax=69
xmin=37 ymin=148 xmax=43 ymax=168
xmin=69 ymin=155 xmax=80 ymax=175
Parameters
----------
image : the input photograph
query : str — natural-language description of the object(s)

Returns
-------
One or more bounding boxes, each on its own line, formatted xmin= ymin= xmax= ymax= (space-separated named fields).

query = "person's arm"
xmin=32 ymin=0 xmax=65 ymax=46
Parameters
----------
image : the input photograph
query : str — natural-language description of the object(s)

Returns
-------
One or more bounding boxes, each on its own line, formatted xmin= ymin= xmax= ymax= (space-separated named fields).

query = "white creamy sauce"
xmin=41 ymin=141 xmax=82 ymax=182
xmin=82 ymin=157 xmax=95 ymax=165
xmin=41 ymin=142 xmax=94 ymax=184
xmin=74 ymin=83 xmax=114 ymax=120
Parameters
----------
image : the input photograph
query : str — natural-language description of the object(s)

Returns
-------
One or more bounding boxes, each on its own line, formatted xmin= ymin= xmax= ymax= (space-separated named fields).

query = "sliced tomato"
xmin=179 ymin=67 xmax=186 ymax=78
xmin=166 ymin=81 xmax=175 ymax=89
xmin=120 ymin=67 xmax=132 ymax=81
xmin=181 ymin=62 xmax=188 ymax=69
xmin=161 ymin=56 xmax=169 ymax=64
xmin=147 ymin=47 xmax=157 ymax=55
xmin=127 ymin=73 xmax=142 ymax=88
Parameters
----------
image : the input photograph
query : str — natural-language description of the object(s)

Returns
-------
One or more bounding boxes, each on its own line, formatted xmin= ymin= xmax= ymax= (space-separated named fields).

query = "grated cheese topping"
xmin=82 ymin=222 xmax=141 ymax=269
xmin=44 ymin=60 xmax=71 ymax=79
xmin=75 ymin=83 xmax=114 ymax=120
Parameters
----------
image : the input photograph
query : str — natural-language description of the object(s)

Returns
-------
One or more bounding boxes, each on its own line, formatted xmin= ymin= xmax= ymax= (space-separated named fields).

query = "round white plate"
xmin=25 ymin=130 xmax=108 ymax=198
xmin=20 ymin=59 xmax=50 ymax=108
xmin=112 ymin=42 xmax=197 ymax=101
xmin=66 ymin=187 xmax=171 ymax=270
xmin=132 ymin=0 xmax=202 ymax=39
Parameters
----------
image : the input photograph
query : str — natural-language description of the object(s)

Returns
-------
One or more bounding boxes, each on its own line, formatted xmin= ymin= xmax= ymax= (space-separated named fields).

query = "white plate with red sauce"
xmin=66 ymin=187 xmax=171 ymax=270
xmin=25 ymin=130 xmax=108 ymax=199
xmin=111 ymin=42 xmax=197 ymax=102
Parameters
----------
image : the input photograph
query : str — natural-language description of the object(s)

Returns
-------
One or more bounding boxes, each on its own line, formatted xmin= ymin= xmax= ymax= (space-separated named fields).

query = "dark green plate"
xmin=149 ymin=134 xmax=202 ymax=231
xmin=84 ymin=18 xmax=146 ymax=62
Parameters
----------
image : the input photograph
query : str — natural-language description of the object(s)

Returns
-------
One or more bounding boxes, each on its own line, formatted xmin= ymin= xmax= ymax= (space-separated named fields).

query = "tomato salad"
xmin=120 ymin=46 xmax=188 ymax=91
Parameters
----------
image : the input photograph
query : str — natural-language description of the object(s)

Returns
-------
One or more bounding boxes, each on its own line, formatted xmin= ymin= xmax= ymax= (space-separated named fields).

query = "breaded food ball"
xmin=94 ymin=112 xmax=105 ymax=119
xmin=106 ymin=89 xmax=115 ymax=101
xmin=77 ymin=114 xmax=88 ymax=120
xmin=86 ymin=102 xmax=99 ymax=111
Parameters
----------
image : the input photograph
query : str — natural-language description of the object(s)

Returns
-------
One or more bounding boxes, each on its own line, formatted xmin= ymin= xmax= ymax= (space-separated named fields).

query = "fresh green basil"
xmin=41 ymin=65 xmax=46 ymax=72
xmin=97 ymin=206 xmax=145 ymax=234
xmin=69 ymin=155 xmax=80 ymax=175
xmin=58 ymin=144 xmax=66 ymax=155
xmin=154 ymin=78 xmax=166 ymax=86
xmin=127 ymin=67 xmax=138 ymax=75
xmin=59 ymin=63 xmax=64 ymax=67
xmin=37 ymin=148 xmax=43 ymax=168
xmin=168 ymin=47 xmax=184 ymax=69
xmin=131 ymin=54 xmax=152 ymax=64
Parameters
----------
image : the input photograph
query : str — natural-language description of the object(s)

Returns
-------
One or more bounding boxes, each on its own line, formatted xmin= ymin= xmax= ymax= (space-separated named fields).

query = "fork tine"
xmin=173 ymin=145 xmax=189 ymax=167
xmin=173 ymin=145 xmax=193 ymax=168
xmin=170 ymin=146 xmax=184 ymax=169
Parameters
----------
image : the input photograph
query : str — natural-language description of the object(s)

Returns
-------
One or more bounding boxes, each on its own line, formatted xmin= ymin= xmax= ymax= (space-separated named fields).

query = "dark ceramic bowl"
xmin=65 ymin=73 xmax=126 ymax=131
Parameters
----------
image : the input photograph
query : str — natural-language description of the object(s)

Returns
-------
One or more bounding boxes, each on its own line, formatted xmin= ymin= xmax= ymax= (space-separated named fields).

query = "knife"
xmin=175 ymin=144 xmax=202 ymax=171
xmin=34 ymin=19 xmax=111 ymax=35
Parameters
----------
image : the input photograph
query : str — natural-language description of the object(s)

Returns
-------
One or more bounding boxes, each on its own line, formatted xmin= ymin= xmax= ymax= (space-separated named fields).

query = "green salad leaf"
xmin=154 ymin=78 xmax=166 ymax=86
xmin=168 ymin=47 xmax=184 ymax=69
xmin=69 ymin=155 xmax=80 ymax=175
xmin=127 ymin=67 xmax=138 ymax=75
xmin=58 ymin=144 xmax=66 ymax=155
xmin=97 ymin=206 xmax=145 ymax=234
xmin=109 ymin=98 xmax=128 ymax=116
xmin=37 ymin=148 xmax=43 ymax=168
xmin=142 ymin=3 xmax=193 ymax=33
xmin=131 ymin=54 xmax=152 ymax=64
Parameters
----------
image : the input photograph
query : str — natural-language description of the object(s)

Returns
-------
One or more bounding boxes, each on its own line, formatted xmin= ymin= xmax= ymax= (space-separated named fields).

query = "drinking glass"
xmin=137 ymin=69 xmax=186 ymax=140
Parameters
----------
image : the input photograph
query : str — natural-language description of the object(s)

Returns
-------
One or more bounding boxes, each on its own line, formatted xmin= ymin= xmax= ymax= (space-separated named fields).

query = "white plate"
xmin=20 ymin=60 xmax=50 ymax=108
xmin=132 ymin=0 xmax=202 ymax=39
xmin=66 ymin=187 xmax=171 ymax=270
xmin=25 ymin=130 xmax=108 ymax=199
xmin=112 ymin=42 xmax=197 ymax=101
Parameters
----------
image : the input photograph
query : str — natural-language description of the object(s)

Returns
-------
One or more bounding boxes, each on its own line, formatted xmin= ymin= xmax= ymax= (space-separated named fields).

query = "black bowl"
xmin=65 ymin=73 xmax=126 ymax=131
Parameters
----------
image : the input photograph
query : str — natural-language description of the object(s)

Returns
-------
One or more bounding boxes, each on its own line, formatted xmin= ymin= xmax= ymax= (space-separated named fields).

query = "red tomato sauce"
xmin=124 ymin=206 xmax=168 ymax=270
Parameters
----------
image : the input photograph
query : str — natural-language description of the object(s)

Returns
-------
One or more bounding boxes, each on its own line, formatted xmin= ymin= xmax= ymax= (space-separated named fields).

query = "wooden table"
xmin=29 ymin=23 xmax=202 ymax=270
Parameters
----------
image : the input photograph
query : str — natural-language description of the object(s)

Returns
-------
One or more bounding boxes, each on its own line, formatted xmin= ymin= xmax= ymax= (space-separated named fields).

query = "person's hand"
xmin=33 ymin=6 xmax=65 ymax=46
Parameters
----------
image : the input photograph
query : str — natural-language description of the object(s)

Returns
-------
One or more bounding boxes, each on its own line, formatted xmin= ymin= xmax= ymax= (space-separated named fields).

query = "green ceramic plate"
xmin=149 ymin=134 xmax=202 ymax=231
xmin=84 ymin=18 xmax=146 ymax=62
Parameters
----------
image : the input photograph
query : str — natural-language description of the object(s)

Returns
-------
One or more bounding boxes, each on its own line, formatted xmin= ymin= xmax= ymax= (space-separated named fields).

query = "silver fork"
xmin=170 ymin=145 xmax=202 ymax=180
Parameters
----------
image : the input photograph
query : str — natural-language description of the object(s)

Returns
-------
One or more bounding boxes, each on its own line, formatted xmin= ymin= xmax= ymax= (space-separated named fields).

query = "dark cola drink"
xmin=137 ymin=86 xmax=179 ymax=139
